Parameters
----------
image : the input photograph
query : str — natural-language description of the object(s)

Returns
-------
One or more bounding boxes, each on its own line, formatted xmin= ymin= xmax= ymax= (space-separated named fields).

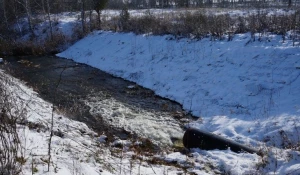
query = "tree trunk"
xmin=45 ymin=0 xmax=53 ymax=40
xmin=97 ymin=10 xmax=101 ymax=29
xmin=12 ymin=0 xmax=22 ymax=34
xmin=89 ymin=10 xmax=92 ymax=32
xmin=2 ymin=0 xmax=9 ymax=29
xmin=24 ymin=0 xmax=34 ymax=37
xmin=288 ymin=0 xmax=292 ymax=7
xmin=81 ymin=0 xmax=86 ymax=33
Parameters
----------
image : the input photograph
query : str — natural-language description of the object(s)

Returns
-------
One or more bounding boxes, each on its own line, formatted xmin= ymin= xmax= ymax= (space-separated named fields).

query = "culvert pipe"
xmin=183 ymin=128 xmax=260 ymax=155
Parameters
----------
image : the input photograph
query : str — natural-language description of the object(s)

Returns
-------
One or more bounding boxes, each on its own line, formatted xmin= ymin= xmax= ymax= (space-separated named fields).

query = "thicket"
xmin=102 ymin=9 xmax=300 ymax=41
xmin=0 ymin=0 xmax=108 ymax=56
xmin=0 ymin=73 xmax=26 ymax=175
xmin=0 ymin=0 xmax=299 ymax=56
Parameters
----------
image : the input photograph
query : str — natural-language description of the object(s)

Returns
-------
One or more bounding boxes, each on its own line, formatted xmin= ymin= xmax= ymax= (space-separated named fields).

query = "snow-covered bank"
xmin=57 ymin=31 xmax=300 ymax=174
xmin=0 ymin=70 xmax=110 ymax=175
xmin=57 ymin=31 xmax=300 ymax=118
xmin=0 ymin=70 xmax=189 ymax=175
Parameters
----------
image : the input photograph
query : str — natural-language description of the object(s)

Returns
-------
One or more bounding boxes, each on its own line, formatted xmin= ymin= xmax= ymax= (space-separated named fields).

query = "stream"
xmin=0 ymin=55 xmax=194 ymax=148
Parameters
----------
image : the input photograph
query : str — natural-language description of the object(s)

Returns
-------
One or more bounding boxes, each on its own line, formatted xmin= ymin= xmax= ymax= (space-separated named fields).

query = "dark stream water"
xmin=0 ymin=55 xmax=193 ymax=147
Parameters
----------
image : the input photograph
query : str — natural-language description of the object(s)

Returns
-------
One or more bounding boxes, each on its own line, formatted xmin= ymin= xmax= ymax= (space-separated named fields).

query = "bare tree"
xmin=80 ymin=0 xmax=86 ymax=33
xmin=23 ymin=0 xmax=34 ymax=36
xmin=31 ymin=0 xmax=53 ymax=39
xmin=1 ymin=0 xmax=9 ymax=30
xmin=46 ymin=0 xmax=53 ymax=40
xmin=93 ymin=0 xmax=109 ymax=29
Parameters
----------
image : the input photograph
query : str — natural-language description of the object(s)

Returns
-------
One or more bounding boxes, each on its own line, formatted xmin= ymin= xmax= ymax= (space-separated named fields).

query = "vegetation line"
xmin=0 ymin=1 xmax=299 ymax=56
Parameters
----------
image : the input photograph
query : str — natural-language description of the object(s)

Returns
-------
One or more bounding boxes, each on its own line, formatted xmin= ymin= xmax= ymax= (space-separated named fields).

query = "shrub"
xmin=99 ymin=9 xmax=299 ymax=41
xmin=0 ymin=73 xmax=25 ymax=175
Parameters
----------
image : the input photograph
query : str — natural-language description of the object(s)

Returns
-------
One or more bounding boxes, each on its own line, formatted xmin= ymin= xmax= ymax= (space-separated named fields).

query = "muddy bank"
xmin=0 ymin=56 xmax=194 ymax=147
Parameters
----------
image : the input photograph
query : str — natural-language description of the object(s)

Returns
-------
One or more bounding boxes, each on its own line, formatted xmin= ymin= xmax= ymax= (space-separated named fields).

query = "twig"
xmin=48 ymin=63 xmax=68 ymax=171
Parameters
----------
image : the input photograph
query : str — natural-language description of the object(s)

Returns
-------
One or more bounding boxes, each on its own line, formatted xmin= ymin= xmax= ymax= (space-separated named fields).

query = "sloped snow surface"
xmin=58 ymin=31 xmax=300 ymax=174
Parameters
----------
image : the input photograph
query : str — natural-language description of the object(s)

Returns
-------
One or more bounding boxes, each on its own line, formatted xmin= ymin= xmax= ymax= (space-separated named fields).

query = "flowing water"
xmin=0 ymin=56 xmax=194 ymax=147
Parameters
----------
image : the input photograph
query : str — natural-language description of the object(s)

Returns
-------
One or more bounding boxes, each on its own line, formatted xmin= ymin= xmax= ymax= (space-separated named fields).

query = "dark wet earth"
xmin=0 ymin=56 xmax=194 ymax=148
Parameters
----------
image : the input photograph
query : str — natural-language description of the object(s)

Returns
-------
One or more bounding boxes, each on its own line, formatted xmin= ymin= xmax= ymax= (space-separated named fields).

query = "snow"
xmin=101 ymin=8 xmax=295 ymax=19
xmin=99 ymin=135 xmax=108 ymax=143
xmin=0 ymin=70 xmax=112 ymax=175
xmin=57 ymin=31 xmax=300 ymax=118
xmin=0 ymin=70 xmax=187 ymax=175
xmin=3 ymin=8 xmax=300 ymax=174
xmin=57 ymin=30 xmax=300 ymax=174
xmin=18 ymin=8 xmax=296 ymax=42
xmin=85 ymin=94 xmax=184 ymax=146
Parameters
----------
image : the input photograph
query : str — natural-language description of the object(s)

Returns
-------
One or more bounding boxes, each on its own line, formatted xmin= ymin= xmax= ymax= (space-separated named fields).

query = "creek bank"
xmin=0 ymin=55 xmax=195 ymax=149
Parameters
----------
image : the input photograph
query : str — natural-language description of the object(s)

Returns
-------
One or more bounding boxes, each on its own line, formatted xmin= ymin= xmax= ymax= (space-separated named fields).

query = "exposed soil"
xmin=0 ymin=55 xmax=194 ymax=150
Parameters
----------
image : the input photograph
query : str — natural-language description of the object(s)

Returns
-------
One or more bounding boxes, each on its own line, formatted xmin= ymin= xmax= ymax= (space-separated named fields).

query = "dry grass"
xmin=1 ymin=9 xmax=299 ymax=56
xmin=100 ymin=9 xmax=300 ymax=40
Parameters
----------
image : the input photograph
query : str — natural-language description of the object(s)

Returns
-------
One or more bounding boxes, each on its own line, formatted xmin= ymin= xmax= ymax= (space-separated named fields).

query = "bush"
xmin=102 ymin=9 xmax=300 ymax=41
xmin=119 ymin=6 xmax=130 ymax=31
xmin=0 ymin=31 xmax=75 ymax=56
xmin=0 ymin=73 xmax=25 ymax=175
xmin=2 ymin=9 xmax=300 ymax=57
